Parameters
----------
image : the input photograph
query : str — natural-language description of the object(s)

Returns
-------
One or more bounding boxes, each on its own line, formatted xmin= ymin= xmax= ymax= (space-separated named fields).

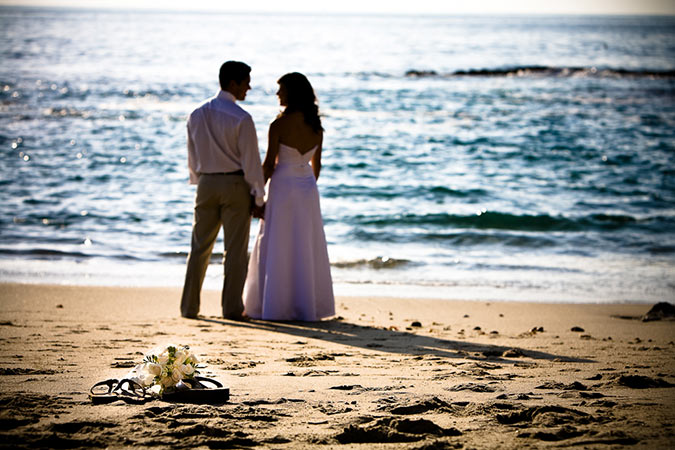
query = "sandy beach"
xmin=0 ymin=282 xmax=673 ymax=449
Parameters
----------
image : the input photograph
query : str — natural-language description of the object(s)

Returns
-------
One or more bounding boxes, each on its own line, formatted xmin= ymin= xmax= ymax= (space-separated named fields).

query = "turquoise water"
xmin=1 ymin=8 xmax=674 ymax=302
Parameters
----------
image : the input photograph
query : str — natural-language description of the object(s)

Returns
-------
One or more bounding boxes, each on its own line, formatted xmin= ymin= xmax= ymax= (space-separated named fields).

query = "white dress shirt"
xmin=187 ymin=90 xmax=265 ymax=206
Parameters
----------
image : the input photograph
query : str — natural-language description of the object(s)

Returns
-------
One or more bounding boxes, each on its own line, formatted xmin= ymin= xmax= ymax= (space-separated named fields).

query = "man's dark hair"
xmin=219 ymin=61 xmax=251 ymax=90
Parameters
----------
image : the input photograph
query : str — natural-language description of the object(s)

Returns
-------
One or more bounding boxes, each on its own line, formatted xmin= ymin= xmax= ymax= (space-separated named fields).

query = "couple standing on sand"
xmin=180 ymin=61 xmax=335 ymax=322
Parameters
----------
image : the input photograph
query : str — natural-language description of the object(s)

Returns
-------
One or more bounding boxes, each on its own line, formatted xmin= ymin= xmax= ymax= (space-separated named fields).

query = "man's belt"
xmin=204 ymin=170 xmax=244 ymax=176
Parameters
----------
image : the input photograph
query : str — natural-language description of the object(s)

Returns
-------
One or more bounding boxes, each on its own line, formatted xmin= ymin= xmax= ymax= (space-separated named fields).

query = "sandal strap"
xmin=193 ymin=376 xmax=223 ymax=389
xmin=179 ymin=376 xmax=223 ymax=389
xmin=116 ymin=378 xmax=151 ymax=401
xmin=89 ymin=378 xmax=119 ymax=395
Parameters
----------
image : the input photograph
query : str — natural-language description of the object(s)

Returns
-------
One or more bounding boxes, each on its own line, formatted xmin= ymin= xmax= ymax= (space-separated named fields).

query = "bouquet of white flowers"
xmin=90 ymin=344 xmax=229 ymax=404
xmin=134 ymin=344 xmax=200 ymax=395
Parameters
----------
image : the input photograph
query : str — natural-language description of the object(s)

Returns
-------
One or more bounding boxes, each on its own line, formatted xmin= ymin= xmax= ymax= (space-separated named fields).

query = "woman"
xmin=243 ymin=72 xmax=335 ymax=321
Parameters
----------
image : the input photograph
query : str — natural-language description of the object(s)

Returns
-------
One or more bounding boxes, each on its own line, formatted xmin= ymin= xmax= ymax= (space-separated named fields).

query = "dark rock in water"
xmin=405 ymin=69 xmax=438 ymax=77
xmin=617 ymin=375 xmax=674 ymax=389
xmin=642 ymin=302 xmax=675 ymax=322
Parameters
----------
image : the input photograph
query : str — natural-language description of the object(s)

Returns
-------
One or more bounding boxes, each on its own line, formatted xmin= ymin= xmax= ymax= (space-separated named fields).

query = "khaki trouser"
xmin=181 ymin=174 xmax=251 ymax=318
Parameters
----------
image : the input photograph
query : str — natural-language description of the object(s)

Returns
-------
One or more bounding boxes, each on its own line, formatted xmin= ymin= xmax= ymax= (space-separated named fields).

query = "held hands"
xmin=251 ymin=203 xmax=266 ymax=220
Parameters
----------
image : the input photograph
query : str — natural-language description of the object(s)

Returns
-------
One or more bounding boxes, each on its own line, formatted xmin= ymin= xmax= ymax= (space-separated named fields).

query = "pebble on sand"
xmin=642 ymin=302 xmax=675 ymax=322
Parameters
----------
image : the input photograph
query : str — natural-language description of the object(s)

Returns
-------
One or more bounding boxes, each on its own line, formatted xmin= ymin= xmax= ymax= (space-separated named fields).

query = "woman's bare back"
xmin=275 ymin=112 xmax=322 ymax=154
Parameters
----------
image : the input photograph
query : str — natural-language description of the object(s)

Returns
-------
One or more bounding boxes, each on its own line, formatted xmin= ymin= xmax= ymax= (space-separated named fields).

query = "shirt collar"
xmin=217 ymin=90 xmax=236 ymax=102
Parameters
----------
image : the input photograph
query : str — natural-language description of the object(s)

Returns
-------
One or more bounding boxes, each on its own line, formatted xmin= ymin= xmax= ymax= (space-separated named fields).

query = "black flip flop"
xmin=89 ymin=378 xmax=152 ymax=405
xmin=162 ymin=376 xmax=230 ymax=404
xmin=115 ymin=378 xmax=153 ymax=404
xmin=89 ymin=378 xmax=120 ymax=404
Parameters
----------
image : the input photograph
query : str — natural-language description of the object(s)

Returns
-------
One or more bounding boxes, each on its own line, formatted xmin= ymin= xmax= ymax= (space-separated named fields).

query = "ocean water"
xmin=1 ymin=7 xmax=674 ymax=303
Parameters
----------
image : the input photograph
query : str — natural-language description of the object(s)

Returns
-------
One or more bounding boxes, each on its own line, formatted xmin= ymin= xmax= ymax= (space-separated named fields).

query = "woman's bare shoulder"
xmin=270 ymin=115 xmax=285 ymax=127
xmin=268 ymin=115 xmax=287 ymax=135
xmin=272 ymin=113 xmax=302 ymax=133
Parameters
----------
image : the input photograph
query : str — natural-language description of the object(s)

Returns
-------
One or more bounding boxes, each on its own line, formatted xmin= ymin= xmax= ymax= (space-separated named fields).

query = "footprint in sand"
xmin=334 ymin=417 xmax=461 ymax=444
xmin=447 ymin=382 xmax=501 ymax=393
xmin=380 ymin=396 xmax=453 ymax=415
xmin=615 ymin=374 xmax=674 ymax=388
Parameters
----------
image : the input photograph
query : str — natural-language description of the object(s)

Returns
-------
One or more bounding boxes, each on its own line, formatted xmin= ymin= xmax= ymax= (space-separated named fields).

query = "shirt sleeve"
xmin=186 ymin=121 xmax=199 ymax=185
xmin=238 ymin=115 xmax=266 ymax=206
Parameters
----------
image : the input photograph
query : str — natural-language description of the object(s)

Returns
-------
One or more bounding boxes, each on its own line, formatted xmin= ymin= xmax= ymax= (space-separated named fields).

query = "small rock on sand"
xmin=503 ymin=348 xmax=525 ymax=358
xmin=642 ymin=302 xmax=675 ymax=322
xmin=617 ymin=375 xmax=674 ymax=389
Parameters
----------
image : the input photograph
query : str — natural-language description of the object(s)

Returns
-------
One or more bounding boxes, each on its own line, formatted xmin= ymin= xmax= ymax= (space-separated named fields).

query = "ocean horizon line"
xmin=1 ymin=5 xmax=674 ymax=19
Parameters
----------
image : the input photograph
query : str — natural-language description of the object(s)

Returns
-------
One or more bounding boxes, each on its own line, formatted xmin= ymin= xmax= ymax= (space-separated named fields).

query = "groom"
xmin=180 ymin=61 xmax=265 ymax=320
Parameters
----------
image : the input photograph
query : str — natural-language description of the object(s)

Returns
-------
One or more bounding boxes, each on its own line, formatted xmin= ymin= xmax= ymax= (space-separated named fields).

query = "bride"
xmin=243 ymin=72 xmax=335 ymax=321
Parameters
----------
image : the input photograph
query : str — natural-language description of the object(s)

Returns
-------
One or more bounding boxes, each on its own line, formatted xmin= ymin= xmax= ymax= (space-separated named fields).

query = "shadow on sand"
xmin=195 ymin=316 xmax=594 ymax=364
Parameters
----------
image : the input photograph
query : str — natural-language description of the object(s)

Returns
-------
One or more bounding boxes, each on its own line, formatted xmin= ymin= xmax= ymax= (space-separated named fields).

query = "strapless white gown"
xmin=243 ymin=143 xmax=335 ymax=321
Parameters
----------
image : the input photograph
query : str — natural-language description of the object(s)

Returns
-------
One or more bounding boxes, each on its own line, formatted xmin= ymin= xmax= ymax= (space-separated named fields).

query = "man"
xmin=181 ymin=61 xmax=265 ymax=320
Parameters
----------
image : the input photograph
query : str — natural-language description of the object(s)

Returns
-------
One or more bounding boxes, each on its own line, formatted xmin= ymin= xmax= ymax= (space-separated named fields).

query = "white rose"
xmin=174 ymin=350 xmax=187 ymax=366
xmin=180 ymin=364 xmax=195 ymax=377
xmin=160 ymin=376 xmax=175 ymax=387
xmin=138 ymin=372 xmax=155 ymax=387
xmin=146 ymin=363 xmax=162 ymax=377
xmin=149 ymin=385 xmax=162 ymax=396
xmin=187 ymin=353 xmax=199 ymax=364
xmin=157 ymin=353 xmax=169 ymax=366
xmin=171 ymin=369 xmax=183 ymax=383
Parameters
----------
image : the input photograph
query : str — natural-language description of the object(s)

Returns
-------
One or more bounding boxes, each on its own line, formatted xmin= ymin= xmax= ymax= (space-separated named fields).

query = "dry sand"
xmin=0 ymin=282 xmax=674 ymax=449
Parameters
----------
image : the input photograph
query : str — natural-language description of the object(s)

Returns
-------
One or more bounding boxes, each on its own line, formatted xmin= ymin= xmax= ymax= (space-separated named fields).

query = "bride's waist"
xmin=275 ymin=162 xmax=313 ymax=172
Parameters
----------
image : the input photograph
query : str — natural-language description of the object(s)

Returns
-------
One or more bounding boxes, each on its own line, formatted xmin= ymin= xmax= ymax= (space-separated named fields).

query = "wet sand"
xmin=0 ymin=282 xmax=674 ymax=449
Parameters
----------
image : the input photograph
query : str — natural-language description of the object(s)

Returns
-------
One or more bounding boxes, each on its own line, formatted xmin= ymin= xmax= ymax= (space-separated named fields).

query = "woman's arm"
xmin=262 ymin=119 xmax=281 ymax=182
xmin=311 ymin=132 xmax=323 ymax=180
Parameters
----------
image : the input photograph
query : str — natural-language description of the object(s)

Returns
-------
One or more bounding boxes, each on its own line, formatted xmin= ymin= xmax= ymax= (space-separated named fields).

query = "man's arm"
xmin=186 ymin=121 xmax=199 ymax=184
xmin=238 ymin=115 xmax=265 ymax=207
